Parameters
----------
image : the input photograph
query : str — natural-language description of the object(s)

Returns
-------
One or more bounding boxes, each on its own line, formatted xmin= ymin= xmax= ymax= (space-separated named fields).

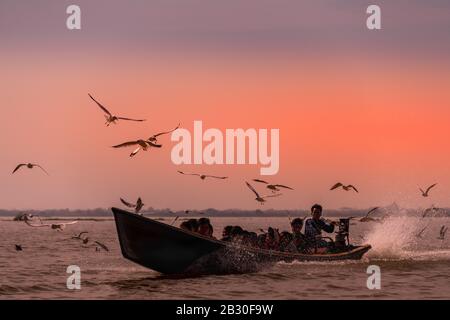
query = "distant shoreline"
xmin=1 ymin=206 xmax=448 ymax=218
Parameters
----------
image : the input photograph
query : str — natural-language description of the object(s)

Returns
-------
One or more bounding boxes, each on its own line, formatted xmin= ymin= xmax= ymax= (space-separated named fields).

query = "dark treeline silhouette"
xmin=0 ymin=205 xmax=448 ymax=218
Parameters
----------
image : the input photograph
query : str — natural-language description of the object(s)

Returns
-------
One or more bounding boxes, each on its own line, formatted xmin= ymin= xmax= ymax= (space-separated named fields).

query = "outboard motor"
xmin=334 ymin=218 xmax=351 ymax=248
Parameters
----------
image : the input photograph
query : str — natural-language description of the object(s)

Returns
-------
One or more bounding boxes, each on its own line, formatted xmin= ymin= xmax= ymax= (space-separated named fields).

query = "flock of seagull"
xmin=9 ymin=94 xmax=448 ymax=252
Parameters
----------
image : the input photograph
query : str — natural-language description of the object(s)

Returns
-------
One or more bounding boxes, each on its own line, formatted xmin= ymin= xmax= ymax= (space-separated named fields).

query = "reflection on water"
xmin=0 ymin=216 xmax=448 ymax=299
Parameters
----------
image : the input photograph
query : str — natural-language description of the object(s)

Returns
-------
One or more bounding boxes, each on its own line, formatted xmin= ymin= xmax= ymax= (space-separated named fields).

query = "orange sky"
xmin=1 ymin=51 xmax=450 ymax=210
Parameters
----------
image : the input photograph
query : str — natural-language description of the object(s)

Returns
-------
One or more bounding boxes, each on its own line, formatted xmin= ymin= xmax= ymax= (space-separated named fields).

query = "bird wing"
xmin=112 ymin=141 xmax=139 ymax=148
xmin=94 ymin=241 xmax=109 ymax=252
xmin=272 ymin=184 xmax=293 ymax=190
xmin=426 ymin=183 xmax=437 ymax=194
xmin=204 ymin=175 xmax=228 ymax=179
xmin=33 ymin=164 xmax=50 ymax=175
xmin=120 ymin=198 xmax=136 ymax=208
xmin=171 ymin=216 xmax=179 ymax=225
xmin=130 ymin=147 xmax=141 ymax=157
xmin=330 ymin=183 xmax=343 ymax=190
xmin=262 ymin=193 xmax=283 ymax=199
xmin=177 ymin=171 xmax=200 ymax=177
xmin=135 ymin=198 xmax=144 ymax=212
xmin=366 ymin=207 xmax=379 ymax=217
xmin=61 ymin=221 xmax=78 ymax=226
xmin=88 ymin=94 xmax=112 ymax=116
xmin=348 ymin=185 xmax=359 ymax=193
xmin=151 ymin=123 xmax=181 ymax=138
xmin=417 ymin=226 xmax=428 ymax=236
xmin=24 ymin=220 xmax=50 ymax=227
xmin=145 ymin=141 xmax=163 ymax=148
xmin=12 ymin=164 xmax=26 ymax=174
xmin=253 ymin=179 xmax=269 ymax=184
xmin=116 ymin=117 xmax=146 ymax=122
xmin=245 ymin=182 xmax=260 ymax=198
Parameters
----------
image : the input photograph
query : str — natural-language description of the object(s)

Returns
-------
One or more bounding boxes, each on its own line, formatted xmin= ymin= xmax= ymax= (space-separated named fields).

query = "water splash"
xmin=364 ymin=215 xmax=449 ymax=260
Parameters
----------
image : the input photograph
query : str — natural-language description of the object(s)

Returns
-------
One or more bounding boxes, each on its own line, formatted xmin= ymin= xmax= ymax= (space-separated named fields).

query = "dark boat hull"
xmin=112 ymin=208 xmax=371 ymax=275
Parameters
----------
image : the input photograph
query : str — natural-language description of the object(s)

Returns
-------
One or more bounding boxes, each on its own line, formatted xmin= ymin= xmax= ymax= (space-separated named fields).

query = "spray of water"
xmin=364 ymin=214 xmax=449 ymax=260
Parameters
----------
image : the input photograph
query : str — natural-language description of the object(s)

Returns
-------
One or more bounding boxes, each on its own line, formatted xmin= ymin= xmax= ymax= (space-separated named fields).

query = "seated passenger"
xmin=180 ymin=219 xmax=199 ymax=232
xmin=257 ymin=233 xmax=267 ymax=249
xmin=279 ymin=231 xmax=297 ymax=253
xmin=198 ymin=218 xmax=214 ymax=238
xmin=265 ymin=227 xmax=281 ymax=250
xmin=290 ymin=218 xmax=309 ymax=253
xmin=304 ymin=204 xmax=336 ymax=252
xmin=230 ymin=226 xmax=244 ymax=242
xmin=248 ymin=232 xmax=258 ymax=247
xmin=221 ymin=225 xmax=234 ymax=241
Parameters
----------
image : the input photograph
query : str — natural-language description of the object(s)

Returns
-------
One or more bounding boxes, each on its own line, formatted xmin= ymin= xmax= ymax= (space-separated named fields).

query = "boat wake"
xmin=363 ymin=215 xmax=450 ymax=261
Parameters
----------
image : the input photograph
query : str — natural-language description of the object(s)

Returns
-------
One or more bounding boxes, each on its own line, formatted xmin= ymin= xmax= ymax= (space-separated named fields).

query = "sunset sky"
xmin=1 ymin=1 xmax=450 ymax=210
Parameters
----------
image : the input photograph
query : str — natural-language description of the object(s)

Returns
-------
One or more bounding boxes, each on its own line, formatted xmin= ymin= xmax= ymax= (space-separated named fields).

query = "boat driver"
xmin=304 ymin=204 xmax=337 ymax=252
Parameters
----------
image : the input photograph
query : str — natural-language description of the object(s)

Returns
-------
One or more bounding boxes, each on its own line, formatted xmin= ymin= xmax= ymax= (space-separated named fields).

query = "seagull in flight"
xmin=120 ymin=197 xmax=144 ymax=214
xmin=12 ymin=163 xmax=49 ymax=175
xmin=330 ymin=183 xmax=358 ymax=193
xmin=177 ymin=171 xmax=228 ymax=180
xmin=25 ymin=219 xmax=78 ymax=231
xmin=422 ymin=205 xmax=440 ymax=218
xmin=359 ymin=207 xmax=379 ymax=222
xmin=252 ymin=179 xmax=294 ymax=192
xmin=80 ymin=237 xmax=109 ymax=252
xmin=71 ymin=232 xmax=89 ymax=241
xmin=112 ymin=139 xmax=162 ymax=157
xmin=88 ymin=94 xmax=146 ymax=126
xmin=148 ymin=123 xmax=181 ymax=145
xmin=415 ymin=226 xmax=428 ymax=239
xmin=93 ymin=241 xmax=109 ymax=252
xmin=245 ymin=181 xmax=282 ymax=204
xmin=419 ymin=183 xmax=437 ymax=197
xmin=171 ymin=216 xmax=180 ymax=225
xmin=15 ymin=244 xmax=23 ymax=251
xmin=14 ymin=212 xmax=38 ymax=222
xmin=438 ymin=225 xmax=448 ymax=240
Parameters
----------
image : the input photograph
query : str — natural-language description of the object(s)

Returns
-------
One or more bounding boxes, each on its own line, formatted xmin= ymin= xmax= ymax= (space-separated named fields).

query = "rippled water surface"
xmin=1 ymin=216 xmax=449 ymax=299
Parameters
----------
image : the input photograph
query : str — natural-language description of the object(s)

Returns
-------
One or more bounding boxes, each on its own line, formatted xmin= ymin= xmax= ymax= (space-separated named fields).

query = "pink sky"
xmin=1 ymin=1 xmax=450 ymax=210
xmin=1 ymin=51 xmax=450 ymax=210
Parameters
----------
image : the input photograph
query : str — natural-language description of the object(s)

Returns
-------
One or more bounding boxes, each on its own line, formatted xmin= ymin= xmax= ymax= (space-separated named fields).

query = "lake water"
xmin=0 ymin=215 xmax=449 ymax=299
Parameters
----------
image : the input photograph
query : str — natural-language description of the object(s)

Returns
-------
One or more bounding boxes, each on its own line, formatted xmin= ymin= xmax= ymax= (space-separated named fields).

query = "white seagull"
xmin=330 ymin=182 xmax=359 ymax=193
xmin=245 ymin=181 xmax=282 ymax=204
xmin=71 ymin=232 xmax=89 ymax=241
xmin=419 ymin=183 xmax=437 ymax=197
xmin=25 ymin=219 xmax=78 ymax=231
xmin=148 ymin=123 xmax=181 ymax=145
xmin=120 ymin=197 xmax=144 ymax=214
xmin=112 ymin=139 xmax=162 ymax=157
xmin=12 ymin=163 xmax=49 ymax=175
xmin=438 ymin=225 xmax=448 ymax=240
xmin=422 ymin=205 xmax=440 ymax=218
xmin=177 ymin=171 xmax=228 ymax=180
xmin=252 ymin=179 xmax=294 ymax=192
xmin=88 ymin=93 xmax=146 ymax=126
xmin=359 ymin=207 xmax=379 ymax=222
xmin=416 ymin=226 xmax=428 ymax=239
